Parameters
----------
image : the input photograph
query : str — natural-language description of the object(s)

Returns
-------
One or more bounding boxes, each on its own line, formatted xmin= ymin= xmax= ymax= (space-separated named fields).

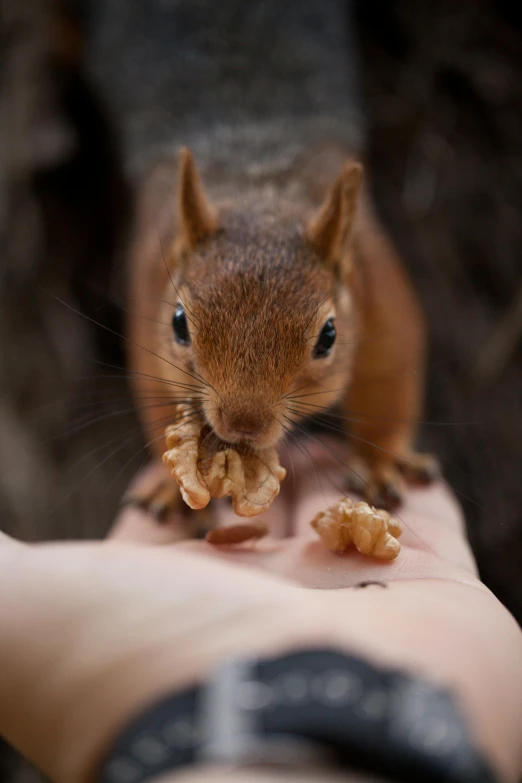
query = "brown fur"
xmin=128 ymin=147 xmax=434 ymax=518
xmin=176 ymin=148 xmax=218 ymax=249
xmin=307 ymin=159 xmax=363 ymax=277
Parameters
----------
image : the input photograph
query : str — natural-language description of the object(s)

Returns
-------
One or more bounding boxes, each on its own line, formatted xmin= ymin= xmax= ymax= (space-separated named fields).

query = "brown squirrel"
xmin=82 ymin=0 xmax=438 ymax=528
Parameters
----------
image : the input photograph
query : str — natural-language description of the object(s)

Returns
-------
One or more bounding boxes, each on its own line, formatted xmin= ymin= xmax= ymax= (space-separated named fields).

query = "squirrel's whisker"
xmin=282 ymin=385 xmax=346 ymax=402
xmin=112 ymin=410 xmax=203 ymax=500
xmin=289 ymin=399 xmax=478 ymax=427
xmin=93 ymin=360 xmax=207 ymax=394
xmin=45 ymin=412 xmax=186 ymax=520
xmin=32 ymin=394 xmax=196 ymax=422
xmin=283 ymin=419 xmax=440 ymax=545
xmin=279 ymin=432 xmax=297 ymax=494
xmin=45 ymin=399 xmax=195 ymax=444
xmin=286 ymin=416 xmax=379 ymax=501
xmin=83 ymin=280 xmax=188 ymax=327
xmin=54 ymin=412 xmax=203 ymax=522
xmin=282 ymin=421 xmax=357 ymax=505
xmin=43 ymin=289 xmax=216 ymax=393
xmin=280 ymin=417 xmax=333 ymax=513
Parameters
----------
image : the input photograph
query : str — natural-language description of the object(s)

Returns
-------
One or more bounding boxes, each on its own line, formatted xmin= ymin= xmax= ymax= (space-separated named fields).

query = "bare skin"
xmin=0 ymin=442 xmax=521 ymax=783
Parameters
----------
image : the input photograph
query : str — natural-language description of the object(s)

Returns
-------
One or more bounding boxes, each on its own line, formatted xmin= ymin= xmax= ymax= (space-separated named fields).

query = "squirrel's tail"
xmin=76 ymin=0 xmax=363 ymax=163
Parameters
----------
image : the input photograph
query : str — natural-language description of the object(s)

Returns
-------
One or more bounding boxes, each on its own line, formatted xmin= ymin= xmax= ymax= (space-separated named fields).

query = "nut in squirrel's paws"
xmin=163 ymin=404 xmax=286 ymax=517
xmin=311 ymin=498 xmax=402 ymax=560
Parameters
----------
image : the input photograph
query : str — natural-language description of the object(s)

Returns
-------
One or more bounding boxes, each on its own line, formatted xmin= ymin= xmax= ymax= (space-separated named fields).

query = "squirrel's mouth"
xmin=203 ymin=406 xmax=283 ymax=451
xmin=213 ymin=424 xmax=282 ymax=451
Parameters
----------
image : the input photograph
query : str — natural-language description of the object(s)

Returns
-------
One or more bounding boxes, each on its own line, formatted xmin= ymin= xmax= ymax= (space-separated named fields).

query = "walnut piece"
xmin=163 ymin=405 xmax=286 ymax=517
xmin=311 ymin=498 xmax=402 ymax=560
xmin=205 ymin=521 xmax=268 ymax=545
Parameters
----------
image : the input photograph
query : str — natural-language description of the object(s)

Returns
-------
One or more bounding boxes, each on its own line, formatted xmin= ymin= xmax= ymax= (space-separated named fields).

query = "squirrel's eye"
xmin=172 ymin=305 xmax=191 ymax=346
xmin=313 ymin=318 xmax=336 ymax=358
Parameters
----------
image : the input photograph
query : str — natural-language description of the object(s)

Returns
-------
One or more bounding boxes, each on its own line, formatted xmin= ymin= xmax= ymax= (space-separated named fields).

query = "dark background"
xmin=355 ymin=0 xmax=522 ymax=617
xmin=0 ymin=0 xmax=521 ymax=780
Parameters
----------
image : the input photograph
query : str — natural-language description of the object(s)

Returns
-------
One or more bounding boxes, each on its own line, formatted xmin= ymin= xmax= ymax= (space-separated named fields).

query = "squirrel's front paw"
xmin=121 ymin=462 xmax=216 ymax=539
xmin=396 ymin=451 xmax=440 ymax=485
xmin=346 ymin=451 xmax=440 ymax=511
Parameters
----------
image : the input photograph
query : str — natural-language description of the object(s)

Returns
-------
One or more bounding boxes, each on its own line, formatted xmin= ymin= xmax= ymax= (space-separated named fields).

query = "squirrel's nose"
xmin=219 ymin=409 xmax=268 ymax=442
xmin=233 ymin=428 xmax=259 ymax=438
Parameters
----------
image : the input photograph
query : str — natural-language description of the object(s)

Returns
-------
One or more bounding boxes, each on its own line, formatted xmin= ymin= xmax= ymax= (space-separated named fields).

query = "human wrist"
xmin=80 ymin=603 xmax=319 ymax=783
xmin=95 ymin=644 xmax=501 ymax=783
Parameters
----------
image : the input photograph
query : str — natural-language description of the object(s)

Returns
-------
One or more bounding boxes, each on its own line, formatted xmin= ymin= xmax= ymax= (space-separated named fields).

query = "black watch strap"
xmin=97 ymin=648 xmax=499 ymax=783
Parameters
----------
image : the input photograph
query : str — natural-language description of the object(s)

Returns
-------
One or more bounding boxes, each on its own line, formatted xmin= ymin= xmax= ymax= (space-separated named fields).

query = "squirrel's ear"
xmin=307 ymin=159 xmax=363 ymax=276
xmin=176 ymin=147 xmax=218 ymax=248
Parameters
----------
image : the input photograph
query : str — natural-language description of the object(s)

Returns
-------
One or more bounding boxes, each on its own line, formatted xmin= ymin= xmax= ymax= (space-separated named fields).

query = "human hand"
xmin=111 ymin=440 xmax=522 ymax=781
xmin=0 ymin=441 xmax=520 ymax=783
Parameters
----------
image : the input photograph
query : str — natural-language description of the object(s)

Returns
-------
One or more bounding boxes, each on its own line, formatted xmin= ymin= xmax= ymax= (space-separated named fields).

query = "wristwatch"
xmin=97 ymin=647 xmax=498 ymax=783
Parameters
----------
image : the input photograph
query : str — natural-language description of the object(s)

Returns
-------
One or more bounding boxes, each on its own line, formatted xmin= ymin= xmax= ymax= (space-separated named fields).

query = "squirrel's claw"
xmin=346 ymin=450 xmax=439 ymax=512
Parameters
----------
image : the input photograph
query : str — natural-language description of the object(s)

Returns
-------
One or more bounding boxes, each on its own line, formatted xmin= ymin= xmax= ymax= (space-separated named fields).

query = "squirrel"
xmin=83 ymin=0 xmax=438 ymax=529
